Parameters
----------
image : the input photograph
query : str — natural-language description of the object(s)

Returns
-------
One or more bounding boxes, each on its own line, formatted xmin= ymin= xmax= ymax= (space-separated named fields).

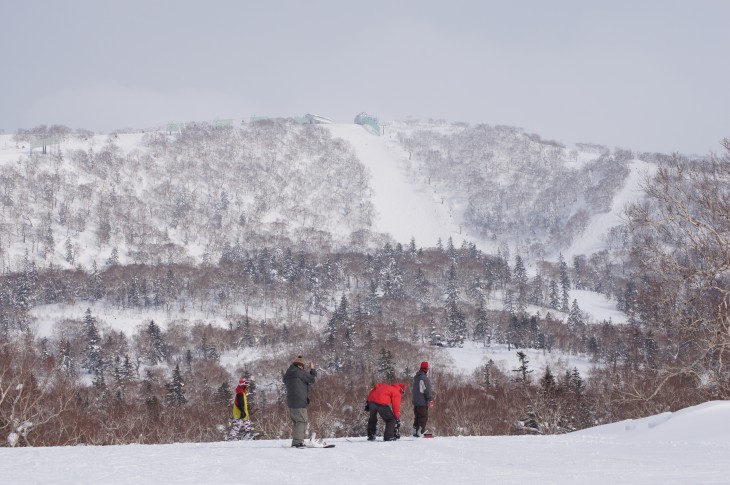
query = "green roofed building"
xmin=354 ymin=112 xmax=380 ymax=134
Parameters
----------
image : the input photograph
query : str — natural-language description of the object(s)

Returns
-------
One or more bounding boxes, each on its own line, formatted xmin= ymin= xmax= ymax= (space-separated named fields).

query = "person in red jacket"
xmin=366 ymin=383 xmax=406 ymax=441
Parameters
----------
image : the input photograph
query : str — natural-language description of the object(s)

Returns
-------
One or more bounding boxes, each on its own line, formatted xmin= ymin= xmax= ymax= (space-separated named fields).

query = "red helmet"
xmin=238 ymin=378 xmax=249 ymax=387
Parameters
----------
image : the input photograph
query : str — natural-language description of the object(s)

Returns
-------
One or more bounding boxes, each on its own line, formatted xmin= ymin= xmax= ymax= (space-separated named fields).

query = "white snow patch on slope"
xmin=327 ymin=124 xmax=471 ymax=248
xmin=564 ymin=159 xmax=655 ymax=259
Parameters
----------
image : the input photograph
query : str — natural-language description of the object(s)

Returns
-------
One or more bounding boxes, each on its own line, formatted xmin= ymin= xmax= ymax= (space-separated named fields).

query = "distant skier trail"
xmin=326 ymin=124 xmax=460 ymax=247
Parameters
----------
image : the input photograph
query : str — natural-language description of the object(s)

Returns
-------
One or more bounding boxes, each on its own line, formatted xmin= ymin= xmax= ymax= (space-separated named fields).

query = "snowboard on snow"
xmin=305 ymin=432 xmax=335 ymax=448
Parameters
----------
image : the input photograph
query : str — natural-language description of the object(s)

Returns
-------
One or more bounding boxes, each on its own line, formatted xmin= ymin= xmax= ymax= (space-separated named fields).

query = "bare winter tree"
xmin=624 ymin=138 xmax=730 ymax=400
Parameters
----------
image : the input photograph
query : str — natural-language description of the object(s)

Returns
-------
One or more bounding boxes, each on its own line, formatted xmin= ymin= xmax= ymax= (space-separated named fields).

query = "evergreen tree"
xmin=59 ymin=337 xmax=75 ymax=375
xmin=326 ymin=294 xmax=350 ymax=346
xmin=365 ymin=279 xmax=380 ymax=317
xmin=215 ymin=381 xmax=232 ymax=407
xmin=408 ymin=237 xmax=418 ymax=258
xmin=513 ymin=351 xmax=533 ymax=383
xmin=93 ymin=368 xmax=106 ymax=392
xmin=413 ymin=268 xmax=431 ymax=307
xmin=472 ymin=299 xmax=490 ymax=345
xmin=530 ymin=274 xmax=544 ymax=306
xmin=88 ymin=261 xmax=103 ymax=300
xmin=64 ymin=236 xmax=74 ymax=264
xmin=165 ymin=364 xmax=187 ymax=406
xmin=81 ymin=308 xmax=103 ymax=375
xmin=446 ymin=236 xmax=457 ymax=262
xmin=567 ymin=299 xmax=584 ymax=332
xmin=445 ymin=265 xmax=467 ymax=347
xmin=539 ymin=365 xmax=556 ymax=395
xmin=377 ymin=347 xmax=396 ymax=382
xmin=146 ymin=320 xmax=167 ymax=365
xmin=503 ymin=288 xmax=515 ymax=316
xmin=572 ymin=255 xmax=587 ymax=290
xmin=548 ymin=279 xmax=560 ymax=310
xmin=199 ymin=332 xmax=219 ymax=361
xmin=106 ymin=246 xmax=119 ymax=266
xmin=381 ymin=258 xmax=404 ymax=300
xmin=513 ymin=254 xmax=528 ymax=308
xmin=558 ymin=253 xmax=571 ymax=312
xmin=481 ymin=359 xmax=496 ymax=390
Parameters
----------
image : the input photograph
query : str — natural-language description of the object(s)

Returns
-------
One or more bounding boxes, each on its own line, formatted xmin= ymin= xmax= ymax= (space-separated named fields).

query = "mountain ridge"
xmin=0 ymin=119 xmax=656 ymax=272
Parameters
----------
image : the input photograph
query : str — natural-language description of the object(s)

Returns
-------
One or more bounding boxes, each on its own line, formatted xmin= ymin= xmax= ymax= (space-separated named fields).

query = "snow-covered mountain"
xmin=0 ymin=118 xmax=656 ymax=273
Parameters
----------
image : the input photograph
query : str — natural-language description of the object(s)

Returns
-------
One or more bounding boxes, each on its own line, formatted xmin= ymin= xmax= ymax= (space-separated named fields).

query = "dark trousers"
xmin=367 ymin=402 xmax=396 ymax=440
xmin=413 ymin=405 xmax=429 ymax=435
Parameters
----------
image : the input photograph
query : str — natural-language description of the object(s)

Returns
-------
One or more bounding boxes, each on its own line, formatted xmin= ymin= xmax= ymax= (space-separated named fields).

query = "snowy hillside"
xmin=0 ymin=120 xmax=652 ymax=273
xmin=326 ymin=123 xmax=465 ymax=248
xmin=3 ymin=401 xmax=729 ymax=484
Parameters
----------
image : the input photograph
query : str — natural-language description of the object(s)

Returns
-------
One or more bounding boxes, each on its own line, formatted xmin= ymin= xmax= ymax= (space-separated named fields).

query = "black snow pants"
xmin=413 ymin=405 xmax=429 ymax=435
xmin=367 ymin=401 xmax=396 ymax=440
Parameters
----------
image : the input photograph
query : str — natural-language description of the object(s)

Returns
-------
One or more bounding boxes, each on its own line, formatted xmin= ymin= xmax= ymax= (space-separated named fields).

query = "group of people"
xmin=226 ymin=356 xmax=435 ymax=446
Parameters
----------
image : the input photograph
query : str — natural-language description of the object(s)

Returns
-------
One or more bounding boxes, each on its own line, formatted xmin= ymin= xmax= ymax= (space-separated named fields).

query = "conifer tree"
xmin=472 ymin=299 xmax=490 ymax=345
xmin=548 ymin=279 xmax=560 ymax=310
xmin=413 ymin=268 xmax=431 ymax=307
xmin=558 ymin=253 xmax=571 ymax=312
xmin=481 ymin=359 xmax=496 ymax=391
xmin=513 ymin=254 xmax=528 ymax=307
xmin=567 ymin=299 xmax=584 ymax=331
xmin=59 ymin=337 xmax=75 ymax=375
xmin=146 ymin=320 xmax=167 ymax=365
xmin=165 ymin=364 xmax=187 ymax=406
xmin=378 ymin=348 xmax=396 ymax=382
xmin=540 ymin=365 xmax=556 ymax=395
xmin=530 ymin=274 xmax=544 ymax=306
xmin=513 ymin=351 xmax=533 ymax=383
xmin=215 ymin=381 xmax=232 ymax=407
xmin=82 ymin=308 xmax=103 ymax=375
xmin=445 ymin=265 xmax=467 ymax=347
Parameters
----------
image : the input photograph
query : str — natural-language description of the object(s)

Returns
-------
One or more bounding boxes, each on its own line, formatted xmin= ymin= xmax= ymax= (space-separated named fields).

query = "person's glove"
xmin=394 ymin=418 xmax=401 ymax=439
xmin=364 ymin=402 xmax=370 ymax=412
xmin=429 ymin=400 xmax=435 ymax=408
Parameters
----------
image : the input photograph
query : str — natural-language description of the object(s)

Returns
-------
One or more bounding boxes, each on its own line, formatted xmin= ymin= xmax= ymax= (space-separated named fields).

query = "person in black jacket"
xmin=412 ymin=361 xmax=434 ymax=437
xmin=283 ymin=356 xmax=317 ymax=448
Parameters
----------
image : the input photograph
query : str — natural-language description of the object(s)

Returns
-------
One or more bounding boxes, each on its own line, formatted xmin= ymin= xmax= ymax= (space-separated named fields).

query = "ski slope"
xmin=563 ymin=159 xmax=655 ymax=260
xmin=3 ymin=401 xmax=729 ymax=484
xmin=327 ymin=123 xmax=467 ymax=248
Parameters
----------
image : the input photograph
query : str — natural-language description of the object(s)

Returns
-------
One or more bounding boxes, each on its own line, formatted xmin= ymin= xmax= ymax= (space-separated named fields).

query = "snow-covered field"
xmin=3 ymin=401 xmax=729 ymax=484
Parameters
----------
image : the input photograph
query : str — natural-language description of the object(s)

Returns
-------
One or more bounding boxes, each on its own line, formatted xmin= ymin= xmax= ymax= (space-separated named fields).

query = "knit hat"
xmin=420 ymin=361 xmax=429 ymax=372
xmin=293 ymin=356 xmax=306 ymax=368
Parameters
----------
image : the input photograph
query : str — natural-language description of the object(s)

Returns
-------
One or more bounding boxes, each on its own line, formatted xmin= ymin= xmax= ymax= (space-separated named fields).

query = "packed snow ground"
xmin=3 ymin=401 xmax=729 ymax=484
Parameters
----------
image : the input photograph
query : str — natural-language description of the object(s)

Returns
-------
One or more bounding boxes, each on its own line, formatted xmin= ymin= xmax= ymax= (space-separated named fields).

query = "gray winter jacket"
xmin=283 ymin=364 xmax=317 ymax=408
xmin=412 ymin=370 xmax=433 ymax=406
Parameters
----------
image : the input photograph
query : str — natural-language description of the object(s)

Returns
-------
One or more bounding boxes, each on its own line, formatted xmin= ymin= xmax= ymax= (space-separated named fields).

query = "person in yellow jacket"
xmin=226 ymin=378 xmax=254 ymax=440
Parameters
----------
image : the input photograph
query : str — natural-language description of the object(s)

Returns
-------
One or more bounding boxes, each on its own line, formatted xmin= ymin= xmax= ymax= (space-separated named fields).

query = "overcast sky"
xmin=2 ymin=0 xmax=728 ymax=155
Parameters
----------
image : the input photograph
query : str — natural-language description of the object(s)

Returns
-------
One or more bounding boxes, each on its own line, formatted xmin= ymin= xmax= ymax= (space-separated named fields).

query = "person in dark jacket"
xmin=412 ymin=361 xmax=434 ymax=437
xmin=366 ymin=383 xmax=406 ymax=441
xmin=226 ymin=377 xmax=254 ymax=441
xmin=283 ymin=356 xmax=317 ymax=448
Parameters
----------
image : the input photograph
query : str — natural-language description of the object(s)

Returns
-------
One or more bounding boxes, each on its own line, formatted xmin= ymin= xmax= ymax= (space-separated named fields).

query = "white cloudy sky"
xmin=2 ymin=0 xmax=728 ymax=154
